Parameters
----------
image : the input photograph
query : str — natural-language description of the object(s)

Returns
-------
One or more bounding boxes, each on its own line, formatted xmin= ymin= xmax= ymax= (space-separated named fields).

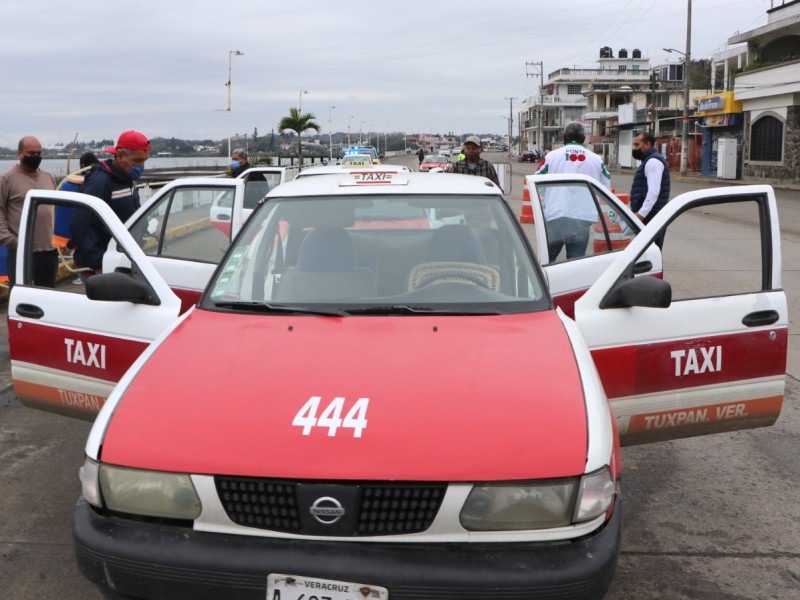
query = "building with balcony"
xmin=520 ymin=48 xmax=704 ymax=169
xmin=520 ymin=47 xmax=653 ymax=159
xmin=726 ymin=0 xmax=800 ymax=182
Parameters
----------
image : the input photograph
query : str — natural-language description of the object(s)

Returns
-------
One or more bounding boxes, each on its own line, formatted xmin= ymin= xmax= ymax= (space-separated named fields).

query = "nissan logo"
xmin=309 ymin=496 xmax=345 ymax=525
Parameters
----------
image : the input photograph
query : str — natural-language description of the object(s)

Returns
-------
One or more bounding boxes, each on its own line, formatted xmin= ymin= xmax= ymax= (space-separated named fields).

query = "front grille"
xmin=215 ymin=477 xmax=446 ymax=536
xmin=215 ymin=478 xmax=301 ymax=532
xmin=358 ymin=484 xmax=444 ymax=534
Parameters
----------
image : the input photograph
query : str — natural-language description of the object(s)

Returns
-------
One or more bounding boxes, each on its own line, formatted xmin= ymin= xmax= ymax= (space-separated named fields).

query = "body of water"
xmin=0 ymin=156 xmax=229 ymax=179
xmin=0 ymin=155 xmax=331 ymax=179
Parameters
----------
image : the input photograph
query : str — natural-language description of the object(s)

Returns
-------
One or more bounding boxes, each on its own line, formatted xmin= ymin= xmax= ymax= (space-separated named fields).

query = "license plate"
xmin=267 ymin=574 xmax=389 ymax=600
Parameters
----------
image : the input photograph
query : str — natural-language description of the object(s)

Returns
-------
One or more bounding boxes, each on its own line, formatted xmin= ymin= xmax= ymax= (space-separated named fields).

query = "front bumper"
xmin=74 ymin=497 xmax=622 ymax=600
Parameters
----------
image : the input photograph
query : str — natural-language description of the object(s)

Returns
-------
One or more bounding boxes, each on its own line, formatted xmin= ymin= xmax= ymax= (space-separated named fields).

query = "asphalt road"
xmin=1 ymin=156 xmax=798 ymax=599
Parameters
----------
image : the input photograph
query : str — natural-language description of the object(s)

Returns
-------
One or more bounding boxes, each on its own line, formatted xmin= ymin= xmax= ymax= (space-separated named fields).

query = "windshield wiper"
xmin=212 ymin=301 xmax=347 ymax=316
xmin=342 ymin=305 xmax=502 ymax=315
xmin=342 ymin=305 xmax=437 ymax=315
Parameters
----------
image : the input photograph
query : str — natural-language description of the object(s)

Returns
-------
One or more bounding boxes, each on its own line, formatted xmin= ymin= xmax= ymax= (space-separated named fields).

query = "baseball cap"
xmin=104 ymin=130 xmax=151 ymax=154
xmin=464 ymin=135 xmax=482 ymax=147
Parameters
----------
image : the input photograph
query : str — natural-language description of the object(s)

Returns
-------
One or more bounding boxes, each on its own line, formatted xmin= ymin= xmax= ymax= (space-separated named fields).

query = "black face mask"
xmin=21 ymin=155 xmax=42 ymax=170
xmin=631 ymin=148 xmax=645 ymax=161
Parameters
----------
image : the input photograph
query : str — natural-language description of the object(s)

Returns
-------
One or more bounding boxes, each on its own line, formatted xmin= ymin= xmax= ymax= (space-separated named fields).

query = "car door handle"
xmin=633 ymin=260 xmax=653 ymax=274
xmin=742 ymin=310 xmax=779 ymax=327
xmin=16 ymin=304 xmax=44 ymax=319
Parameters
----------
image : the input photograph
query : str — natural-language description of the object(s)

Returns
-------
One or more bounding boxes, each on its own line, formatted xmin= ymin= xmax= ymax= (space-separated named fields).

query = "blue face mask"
xmin=130 ymin=165 xmax=145 ymax=180
xmin=231 ymin=160 xmax=240 ymax=169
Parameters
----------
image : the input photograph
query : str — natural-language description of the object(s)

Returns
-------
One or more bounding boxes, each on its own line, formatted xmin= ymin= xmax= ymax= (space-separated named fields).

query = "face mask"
xmin=231 ymin=160 xmax=240 ymax=169
xmin=130 ymin=165 xmax=145 ymax=180
xmin=21 ymin=155 xmax=42 ymax=170
xmin=632 ymin=148 xmax=645 ymax=161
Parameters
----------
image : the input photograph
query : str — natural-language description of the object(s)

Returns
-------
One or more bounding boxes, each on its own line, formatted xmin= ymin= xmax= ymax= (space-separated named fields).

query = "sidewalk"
xmin=610 ymin=166 xmax=800 ymax=192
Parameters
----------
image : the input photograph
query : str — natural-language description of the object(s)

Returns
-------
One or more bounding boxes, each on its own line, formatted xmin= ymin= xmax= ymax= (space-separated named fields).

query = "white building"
xmin=726 ymin=0 xmax=800 ymax=181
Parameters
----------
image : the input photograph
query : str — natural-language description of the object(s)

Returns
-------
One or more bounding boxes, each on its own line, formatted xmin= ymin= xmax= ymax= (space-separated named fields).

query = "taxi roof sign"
xmin=341 ymin=157 xmax=373 ymax=167
xmin=339 ymin=171 xmax=409 ymax=186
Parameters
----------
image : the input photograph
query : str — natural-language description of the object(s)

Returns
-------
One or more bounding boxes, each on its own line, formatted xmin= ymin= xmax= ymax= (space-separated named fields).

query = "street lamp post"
xmin=328 ymin=106 xmax=336 ymax=161
xmin=663 ymin=1 xmax=692 ymax=176
xmin=222 ymin=50 xmax=244 ymax=159
xmin=299 ymin=90 xmax=308 ymax=111
xmin=347 ymin=115 xmax=354 ymax=147
xmin=504 ymin=96 xmax=517 ymax=157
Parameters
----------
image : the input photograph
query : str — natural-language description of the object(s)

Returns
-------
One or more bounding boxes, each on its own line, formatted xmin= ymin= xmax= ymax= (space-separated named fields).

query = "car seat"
xmin=275 ymin=228 xmax=375 ymax=301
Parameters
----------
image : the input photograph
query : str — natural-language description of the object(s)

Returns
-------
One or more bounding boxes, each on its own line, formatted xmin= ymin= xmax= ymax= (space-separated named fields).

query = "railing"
xmin=548 ymin=68 xmax=651 ymax=80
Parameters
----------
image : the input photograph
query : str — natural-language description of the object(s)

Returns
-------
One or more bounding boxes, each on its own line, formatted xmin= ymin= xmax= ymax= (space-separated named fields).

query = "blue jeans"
xmin=546 ymin=217 xmax=593 ymax=263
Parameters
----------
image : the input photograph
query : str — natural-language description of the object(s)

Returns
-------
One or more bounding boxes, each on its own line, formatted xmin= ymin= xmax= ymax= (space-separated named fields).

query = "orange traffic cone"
xmin=520 ymin=181 xmax=534 ymax=224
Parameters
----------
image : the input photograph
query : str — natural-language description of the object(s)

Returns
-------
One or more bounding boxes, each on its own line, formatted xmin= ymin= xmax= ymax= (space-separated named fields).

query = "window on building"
xmin=660 ymin=64 xmax=684 ymax=82
xmin=750 ymin=115 xmax=783 ymax=162
xmin=567 ymin=84 xmax=582 ymax=95
xmin=618 ymin=65 xmax=627 ymax=73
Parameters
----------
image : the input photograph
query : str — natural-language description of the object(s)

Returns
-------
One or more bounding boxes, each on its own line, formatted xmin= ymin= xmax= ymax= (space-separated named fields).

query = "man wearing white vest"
xmin=535 ymin=122 xmax=611 ymax=262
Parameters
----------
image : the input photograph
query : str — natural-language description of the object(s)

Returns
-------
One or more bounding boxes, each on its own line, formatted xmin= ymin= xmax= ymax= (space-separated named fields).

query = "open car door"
xmin=575 ymin=185 xmax=787 ymax=445
xmin=527 ymin=174 xmax=662 ymax=318
xmin=9 ymin=190 xmax=181 ymax=421
xmin=104 ymin=178 xmax=245 ymax=313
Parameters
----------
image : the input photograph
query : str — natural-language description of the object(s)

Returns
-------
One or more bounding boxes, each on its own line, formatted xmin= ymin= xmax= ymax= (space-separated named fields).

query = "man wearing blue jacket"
xmin=69 ymin=130 xmax=150 ymax=276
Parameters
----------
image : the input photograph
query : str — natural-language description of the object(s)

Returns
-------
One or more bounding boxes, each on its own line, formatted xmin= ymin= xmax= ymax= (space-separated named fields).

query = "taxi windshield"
xmin=204 ymin=194 xmax=549 ymax=314
xmin=347 ymin=147 xmax=378 ymax=159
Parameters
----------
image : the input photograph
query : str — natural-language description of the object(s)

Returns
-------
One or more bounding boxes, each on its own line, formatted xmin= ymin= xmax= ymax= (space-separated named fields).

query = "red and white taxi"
xmin=8 ymin=172 xmax=787 ymax=599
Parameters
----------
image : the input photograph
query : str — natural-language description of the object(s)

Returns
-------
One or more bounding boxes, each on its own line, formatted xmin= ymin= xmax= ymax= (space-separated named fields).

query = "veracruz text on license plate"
xmin=267 ymin=574 xmax=389 ymax=600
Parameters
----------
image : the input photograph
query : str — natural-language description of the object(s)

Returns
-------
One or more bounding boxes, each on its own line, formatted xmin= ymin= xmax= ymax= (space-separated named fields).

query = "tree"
xmin=278 ymin=107 xmax=320 ymax=166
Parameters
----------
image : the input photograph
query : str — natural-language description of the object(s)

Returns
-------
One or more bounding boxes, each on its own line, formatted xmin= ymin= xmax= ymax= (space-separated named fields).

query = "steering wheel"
xmin=417 ymin=269 xmax=491 ymax=289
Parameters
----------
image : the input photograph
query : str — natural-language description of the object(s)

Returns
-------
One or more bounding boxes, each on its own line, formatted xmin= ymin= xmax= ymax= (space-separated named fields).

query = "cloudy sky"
xmin=1 ymin=0 xmax=773 ymax=149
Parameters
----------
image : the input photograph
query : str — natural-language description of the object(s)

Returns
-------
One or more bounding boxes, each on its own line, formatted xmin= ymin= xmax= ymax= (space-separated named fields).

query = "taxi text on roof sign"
xmin=339 ymin=172 xmax=409 ymax=186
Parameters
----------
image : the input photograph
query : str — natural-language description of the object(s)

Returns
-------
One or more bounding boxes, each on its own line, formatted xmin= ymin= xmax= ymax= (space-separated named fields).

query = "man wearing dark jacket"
xmin=69 ymin=130 xmax=150 ymax=275
xmin=630 ymin=131 xmax=670 ymax=248
xmin=231 ymin=148 xmax=251 ymax=177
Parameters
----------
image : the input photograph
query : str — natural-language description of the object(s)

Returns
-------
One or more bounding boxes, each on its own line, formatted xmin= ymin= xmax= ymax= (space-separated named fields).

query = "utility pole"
xmin=504 ymin=97 xmax=517 ymax=157
xmin=680 ymin=0 xmax=692 ymax=176
xmin=217 ymin=50 xmax=243 ymax=159
xmin=328 ymin=106 xmax=336 ymax=161
xmin=650 ymin=71 xmax=659 ymax=136
xmin=526 ymin=61 xmax=544 ymax=152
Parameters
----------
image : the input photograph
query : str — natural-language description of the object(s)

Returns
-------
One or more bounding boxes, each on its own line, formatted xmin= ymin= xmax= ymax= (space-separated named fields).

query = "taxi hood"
xmin=101 ymin=310 xmax=589 ymax=481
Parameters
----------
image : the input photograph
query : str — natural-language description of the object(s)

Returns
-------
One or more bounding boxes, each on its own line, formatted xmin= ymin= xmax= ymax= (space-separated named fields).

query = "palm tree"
xmin=278 ymin=107 xmax=320 ymax=167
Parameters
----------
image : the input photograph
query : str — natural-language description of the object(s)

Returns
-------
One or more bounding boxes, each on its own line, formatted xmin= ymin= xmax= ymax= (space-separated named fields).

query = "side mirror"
xmin=85 ymin=271 xmax=161 ymax=305
xmin=601 ymin=275 xmax=671 ymax=309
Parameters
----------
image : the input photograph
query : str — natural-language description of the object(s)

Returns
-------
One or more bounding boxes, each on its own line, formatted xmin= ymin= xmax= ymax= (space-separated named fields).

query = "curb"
xmin=608 ymin=168 xmax=800 ymax=192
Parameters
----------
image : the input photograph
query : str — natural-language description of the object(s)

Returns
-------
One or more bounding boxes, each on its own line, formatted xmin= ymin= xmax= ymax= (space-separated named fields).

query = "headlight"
xmin=98 ymin=464 xmax=202 ymax=520
xmin=460 ymin=468 xmax=617 ymax=531
xmin=573 ymin=467 xmax=615 ymax=523
xmin=79 ymin=457 xmax=101 ymax=507
xmin=460 ymin=478 xmax=579 ymax=531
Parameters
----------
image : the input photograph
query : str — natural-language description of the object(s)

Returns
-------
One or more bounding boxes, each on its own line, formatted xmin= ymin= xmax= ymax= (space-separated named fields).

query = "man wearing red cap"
xmin=69 ymin=130 xmax=150 ymax=276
